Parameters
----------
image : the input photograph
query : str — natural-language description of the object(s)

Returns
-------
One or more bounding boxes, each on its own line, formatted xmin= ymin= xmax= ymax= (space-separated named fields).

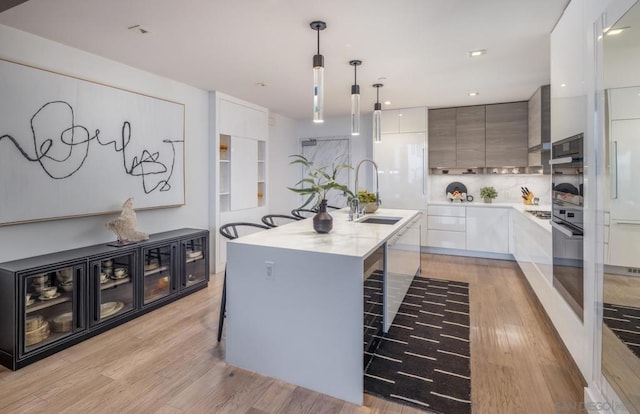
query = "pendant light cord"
xmin=316 ymin=26 xmax=320 ymax=55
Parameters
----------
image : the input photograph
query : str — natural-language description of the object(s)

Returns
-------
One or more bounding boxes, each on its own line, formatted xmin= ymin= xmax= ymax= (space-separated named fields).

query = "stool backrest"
xmin=219 ymin=222 xmax=271 ymax=240
xmin=261 ymin=214 xmax=300 ymax=228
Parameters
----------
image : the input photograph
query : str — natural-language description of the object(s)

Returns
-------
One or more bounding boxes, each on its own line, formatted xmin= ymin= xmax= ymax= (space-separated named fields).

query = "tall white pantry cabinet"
xmin=607 ymin=86 xmax=640 ymax=268
xmin=210 ymin=92 xmax=268 ymax=273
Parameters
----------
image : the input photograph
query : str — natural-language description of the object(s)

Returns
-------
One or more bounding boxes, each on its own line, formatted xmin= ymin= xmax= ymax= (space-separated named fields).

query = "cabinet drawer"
xmin=427 ymin=230 xmax=466 ymax=249
xmin=427 ymin=204 xmax=465 ymax=217
xmin=427 ymin=215 xmax=466 ymax=231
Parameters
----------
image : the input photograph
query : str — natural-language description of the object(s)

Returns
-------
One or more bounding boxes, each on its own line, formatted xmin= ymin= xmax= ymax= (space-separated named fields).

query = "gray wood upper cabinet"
xmin=428 ymin=108 xmax=456 ymax=168
xmin=456 ymin=106 xmax=486 ymax=167
xmin=527 ymin=85 xmax=550 ymax=170
xmin=485 ymin=102 xmax=528 ymax=167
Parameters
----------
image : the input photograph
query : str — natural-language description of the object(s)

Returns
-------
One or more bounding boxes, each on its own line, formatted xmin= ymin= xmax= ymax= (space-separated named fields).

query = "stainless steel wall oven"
xmin=549 ymin=133 xmax=584 ymax=320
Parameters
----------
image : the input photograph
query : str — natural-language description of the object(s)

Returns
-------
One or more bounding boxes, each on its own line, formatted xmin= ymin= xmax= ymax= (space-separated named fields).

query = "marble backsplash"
xmin=429 ymin=174 xmax=551 ymax=204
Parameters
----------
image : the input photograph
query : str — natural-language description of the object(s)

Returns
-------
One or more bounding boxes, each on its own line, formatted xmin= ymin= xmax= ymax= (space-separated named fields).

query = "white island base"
xmin=225 ymin=209 xmax=421 ymax=404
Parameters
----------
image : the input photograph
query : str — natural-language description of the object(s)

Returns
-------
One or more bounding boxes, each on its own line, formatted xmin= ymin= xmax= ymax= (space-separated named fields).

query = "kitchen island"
xmin=225 ymin=208 xmax=421 ymax=404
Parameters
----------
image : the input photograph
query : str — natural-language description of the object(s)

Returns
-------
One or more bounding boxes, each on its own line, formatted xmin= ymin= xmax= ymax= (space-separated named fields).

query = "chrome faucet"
xmin=350 ymin=159 xmax=380 ymax=221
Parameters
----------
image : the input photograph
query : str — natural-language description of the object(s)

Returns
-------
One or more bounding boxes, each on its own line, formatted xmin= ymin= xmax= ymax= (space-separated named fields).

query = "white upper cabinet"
xmin=608 ymin=87 xmax=640 ymax=120
xmin=381 ymin=107 xmax=426 ymax=134
xmin=219 ymin=98 xmax=267 ymax=139
xmin=550 ymin=0 xmax=586 ymax=142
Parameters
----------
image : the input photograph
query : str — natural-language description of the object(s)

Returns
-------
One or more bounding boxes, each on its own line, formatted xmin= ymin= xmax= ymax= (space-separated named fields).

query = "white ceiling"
xmin=0 ymin=0 xmax=570 ymax=120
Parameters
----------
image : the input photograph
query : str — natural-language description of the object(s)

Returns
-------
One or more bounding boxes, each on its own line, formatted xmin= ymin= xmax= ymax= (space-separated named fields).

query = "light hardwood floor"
xmin=0 ymin=254 xmax=586 ymax=413
xmin=602 ymin=273 xmax=640 ymax=413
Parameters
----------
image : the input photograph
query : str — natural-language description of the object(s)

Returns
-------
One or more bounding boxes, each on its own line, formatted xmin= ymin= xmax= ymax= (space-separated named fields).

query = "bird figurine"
xmin=106 ymin=197 xmax=149 ymax=244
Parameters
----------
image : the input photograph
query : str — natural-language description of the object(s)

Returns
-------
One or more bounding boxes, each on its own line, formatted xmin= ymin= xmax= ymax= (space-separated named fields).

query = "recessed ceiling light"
xmin=560 ymin=83 xmax=566 ymax=87
xmin=127 ymin=24 xmax=150 ymax=34
xmin=468 ymin=92 xmax=479 ymax=97
xmin=384 ymin=101 xmax=391 ymax=105
xmin=377 ymin=77 xmax=387 ymax=81
xmin=255 ymin=82 xmax=268 ymax=87
xmin=397 ymin=113 xmax=403 ymax=117
xmin=468 ymin=49 xmax=486 ymax=57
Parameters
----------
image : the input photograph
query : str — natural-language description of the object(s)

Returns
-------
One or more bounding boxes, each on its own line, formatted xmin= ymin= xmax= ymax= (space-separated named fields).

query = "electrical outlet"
xmin=265 ymin=261 xmax=275 ymax=281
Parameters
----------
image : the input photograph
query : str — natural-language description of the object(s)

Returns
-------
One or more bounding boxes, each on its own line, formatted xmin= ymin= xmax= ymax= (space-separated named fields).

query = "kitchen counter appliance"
xmin=550 ymin=133 xmax=584 ymax=321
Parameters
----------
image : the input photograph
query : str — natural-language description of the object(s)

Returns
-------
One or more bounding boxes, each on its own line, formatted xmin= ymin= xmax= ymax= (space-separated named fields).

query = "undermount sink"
xmin=358 ymin=216 xmax=402 ymax=225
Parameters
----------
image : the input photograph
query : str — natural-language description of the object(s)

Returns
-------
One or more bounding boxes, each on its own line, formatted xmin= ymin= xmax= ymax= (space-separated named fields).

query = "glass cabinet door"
xmin=23 ymin=264 xmax=83 ymax=354
xmin=182 ymin=236 xmax=208 ymax=289
xmin=142 ymin=244 xmax=176 ymax=305
xmin=90 ymin=252 xmax=135 ymax=326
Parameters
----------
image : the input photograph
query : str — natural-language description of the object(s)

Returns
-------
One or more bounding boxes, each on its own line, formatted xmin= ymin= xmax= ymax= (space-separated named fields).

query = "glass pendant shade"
xmin=313 ymin=63 xmax=324 ymax=123
xmin=373 ymin=106 xmax=382 ymax=143
xmin=372 ymin=83 xmax=383 ymax=143
xmin=310 ymin=21 xmax=326 ymax=124
xmin=351 ymin=88 xmax=360 ymax=135
xmin=349 ymin=60 xmax=362 ymax=136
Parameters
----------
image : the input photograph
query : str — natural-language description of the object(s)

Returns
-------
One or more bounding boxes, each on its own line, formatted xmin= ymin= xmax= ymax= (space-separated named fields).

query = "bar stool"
xmin=217 ymin=222 xmax=271 ymax=342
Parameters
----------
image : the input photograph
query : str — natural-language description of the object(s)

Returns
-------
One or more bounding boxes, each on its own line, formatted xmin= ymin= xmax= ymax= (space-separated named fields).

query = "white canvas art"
xmin=0 ymin=59 xmax=185 ymax=226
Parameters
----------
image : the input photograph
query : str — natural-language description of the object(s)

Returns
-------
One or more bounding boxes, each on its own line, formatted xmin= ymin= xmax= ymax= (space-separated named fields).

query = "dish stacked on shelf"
xmin=100 ymin=301 xmax=124 ymax=319
xmin=144 ymin=261 xmax=159 ymax=272
xmin=31 ymin=274 xmax=49 ymax=297
xmin=186 ymin=250 xmax=203 ymax=260
xmin=25 ymin=315 xmax=50 ymax=346
xmin=51 ymin=312 xmax=73 ymax=333
xmin=112 ymin=267 xmax=128 ymax=280
xmin=57 ymin=269 xmax=74 ymax=292
xmin=102 ymin=259 xmax=113 ymax=279
xmin=31 ymin=274 xmax=61 ymax=301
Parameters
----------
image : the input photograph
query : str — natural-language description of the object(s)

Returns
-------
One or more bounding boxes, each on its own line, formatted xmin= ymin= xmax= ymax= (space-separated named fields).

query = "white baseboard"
xmin=421 ymin=246 xmax=513 ymax=261
xmin=585 ymin=382 xmax=630 ymax=413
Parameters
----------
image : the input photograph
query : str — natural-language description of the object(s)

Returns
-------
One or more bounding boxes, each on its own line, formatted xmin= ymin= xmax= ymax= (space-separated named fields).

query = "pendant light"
xmin=349 ymin=60 xmax=362 ymax=136
xmin=372 ymin=83 xmax=383 ymax=143
xmin=310 ymin=21 xmax=327 ymax=123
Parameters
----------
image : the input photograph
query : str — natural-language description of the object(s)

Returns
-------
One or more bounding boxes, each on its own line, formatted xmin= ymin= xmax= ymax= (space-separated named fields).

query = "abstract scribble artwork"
xmin=0 ymin=59 xmax=185 ymax=225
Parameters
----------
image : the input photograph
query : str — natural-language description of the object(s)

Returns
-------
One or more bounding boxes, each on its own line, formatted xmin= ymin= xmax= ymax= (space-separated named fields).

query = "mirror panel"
xmin=602 ymin=3 xmax=640 ymax=412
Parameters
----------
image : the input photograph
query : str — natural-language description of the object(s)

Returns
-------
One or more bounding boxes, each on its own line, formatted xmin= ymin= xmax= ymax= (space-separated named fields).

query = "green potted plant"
xmin=287 ymin=154 xmax=353 ymax=233
xmin=479 ymin=186 xmax=498 ymax=203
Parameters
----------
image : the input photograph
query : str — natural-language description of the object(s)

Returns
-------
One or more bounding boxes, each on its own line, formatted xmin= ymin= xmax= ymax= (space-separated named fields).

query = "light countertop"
xmin=427 ymin=200 xmax=552 ymax=232
xmin=229 ymin=208 xmax=421 ymax=258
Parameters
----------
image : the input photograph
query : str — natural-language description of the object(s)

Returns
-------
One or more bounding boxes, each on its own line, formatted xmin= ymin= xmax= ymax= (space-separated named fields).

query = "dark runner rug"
xmin=603 ymin=302 xmax=640 ymax=359
xmin=364 ymin=276 xmax=471 ymax=414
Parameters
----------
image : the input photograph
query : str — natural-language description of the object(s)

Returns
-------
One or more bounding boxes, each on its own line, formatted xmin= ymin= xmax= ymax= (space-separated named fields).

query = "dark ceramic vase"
xmin=313 ymin=199 xmax=333 ymax=234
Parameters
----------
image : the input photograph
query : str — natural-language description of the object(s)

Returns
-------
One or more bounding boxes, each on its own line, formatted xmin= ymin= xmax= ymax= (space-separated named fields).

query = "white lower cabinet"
xmin=466 ymin=207 xmax=510 ymax=254
xmin=426 ymin=205 xmax=466 ymax=249
xmin=512 ymin=210 xmax=552 ymax=285
xmin=386 ymin=214 xmax=422 ymax=332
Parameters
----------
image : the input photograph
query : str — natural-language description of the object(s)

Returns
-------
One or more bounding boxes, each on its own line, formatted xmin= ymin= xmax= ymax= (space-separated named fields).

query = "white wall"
xmin=293 ymin=114 xmax=373 ymax=193
xmin=0 ymin=24 xmax=210 ymax=263
xmin=267 ymin=113 xmax=299 ymax=214
xmin=429 ymin=175 xmax=552 ymax=205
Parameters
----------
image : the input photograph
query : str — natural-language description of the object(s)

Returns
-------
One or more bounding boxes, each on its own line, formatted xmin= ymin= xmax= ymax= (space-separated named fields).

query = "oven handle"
xmin=549 ymin=157 xmax=576 ymax=165
xmin=551 ymin=221 xmax=583 ymax=239
xmin=611 ymin=220 xmax=640 ymax=225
